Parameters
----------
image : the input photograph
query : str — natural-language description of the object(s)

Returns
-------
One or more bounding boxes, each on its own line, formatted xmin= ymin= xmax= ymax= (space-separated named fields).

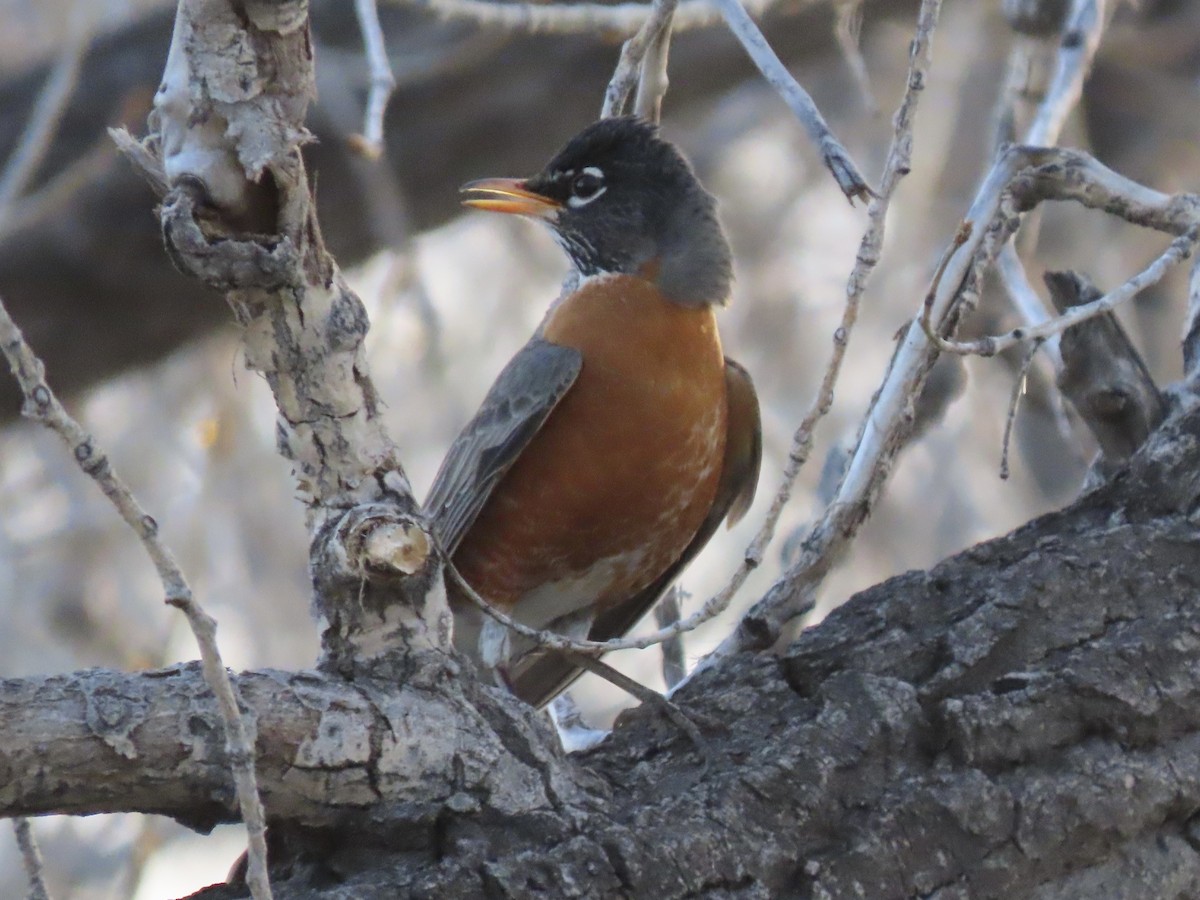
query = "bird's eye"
xmin=567 ymin=167 xmax=606 ymax=207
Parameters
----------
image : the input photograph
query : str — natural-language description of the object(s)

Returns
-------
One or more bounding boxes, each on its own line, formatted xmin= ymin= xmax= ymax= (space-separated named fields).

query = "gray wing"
xmin=424 ymin=338 xmax=582 ymax=555
xmin=508 ymin=356 xmax=763 ymax=708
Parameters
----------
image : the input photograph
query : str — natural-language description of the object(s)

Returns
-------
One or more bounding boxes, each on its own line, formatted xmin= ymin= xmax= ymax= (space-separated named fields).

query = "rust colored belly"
xmin=452 ymin=273 xmax=728 ymax=626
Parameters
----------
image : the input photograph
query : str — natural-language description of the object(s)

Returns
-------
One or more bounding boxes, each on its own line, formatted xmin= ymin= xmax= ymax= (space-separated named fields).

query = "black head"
xmin=462 ymin=117 xmax=732 ymax=307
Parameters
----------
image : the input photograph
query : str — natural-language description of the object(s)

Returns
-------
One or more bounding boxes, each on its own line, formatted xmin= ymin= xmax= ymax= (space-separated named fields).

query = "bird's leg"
xmin=558 ymin=648 xmax=716 ymax=773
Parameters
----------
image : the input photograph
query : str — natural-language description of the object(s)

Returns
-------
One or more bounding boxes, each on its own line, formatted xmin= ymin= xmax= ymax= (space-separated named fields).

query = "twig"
xmin=988 ymin=0 xmax=1108 ymax=355
xmin=0 ymin=295 xmax=273 ymax=900
xmin=707 ymin=0 xmax=944 ymax=659
xmin=999 ymin=338 xmax=1043 ymax=480
xmin=601 ymin=0 xmax=678 ymax=119
xmin=922 ymin=231 xmax=1198 ymax=357
xmin=711 ymin=0 xmax=871 ymax=202
xmin=389 ymin=0 xmax=781 ymax=36
xmin=0 ymin=3 xmax=96 ymax=217
xmin=633 ymin=2 xmax=677 ymax=121
xmin=995 ymin=243 xmax=1062 ymax=368
xmin=351 ymin=0 xmax=396 ymax=159
xmin=1025 ymin=0 xmax=1104 ymax=147
xmin=12 ymin=817 xmax=50 ymax=900
xmin=995 ymin=242 xmax=1077 ymax=449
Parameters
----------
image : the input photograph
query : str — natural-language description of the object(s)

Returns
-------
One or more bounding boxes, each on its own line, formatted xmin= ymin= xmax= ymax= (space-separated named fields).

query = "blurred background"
xmin=0 ymin=0 xmax=1197 ymax=895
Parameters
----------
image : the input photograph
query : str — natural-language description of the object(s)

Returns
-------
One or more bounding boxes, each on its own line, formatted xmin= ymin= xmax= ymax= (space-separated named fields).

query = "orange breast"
xmin=452 ymin=273 xmax=728 ymax=624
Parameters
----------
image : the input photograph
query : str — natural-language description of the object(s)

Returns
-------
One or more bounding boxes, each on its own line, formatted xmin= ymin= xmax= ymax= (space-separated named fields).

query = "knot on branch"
xmin=348 ymin=509 xmax=434 ymax=579
xmin=161 ymin=184 xmax=299 ymax=291
xmin=311 ymin=504 xmax=453 ymax=672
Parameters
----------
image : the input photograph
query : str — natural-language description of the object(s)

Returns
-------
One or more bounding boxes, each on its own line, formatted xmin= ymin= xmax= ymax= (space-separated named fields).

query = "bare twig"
xmin=712 ymin=0 xmax=871 ymax=202
xmin=999 ymin=338 xmax=1043 ymax=480
xmin=923 ymin=231 xmax=1198 ymax=357
xmin=0 ymin=296 xmax=273 ymax=900
xmin=995 ymin=242 xmax=1077 ymax=449
xmin=12 ymin=817 xmax=50 ymax=900
xmin=633 ymin=2 xmax=677 ymax=121
xmin=390 ymin=0 xmax=780 ymax=35
xmin=601 ymin=0 xmax=679 ymax=119
xmin=708 ymin=0 xmax=943 ymax=658
xmin=0 ymin=3 xmax=96 ymax=218
xmin=990 ymin=0 xmax=1108 ymax=348
xmin=1025 ymin=0 xmax=1105 ymax=147
xmin=995 ymin=243 xmax=1062 ymax=368
xmin=351 ymin=0 xmax=396 ymax=158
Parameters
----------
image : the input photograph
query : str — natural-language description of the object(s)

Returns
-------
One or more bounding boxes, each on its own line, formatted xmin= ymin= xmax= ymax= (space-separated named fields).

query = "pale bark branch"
xmin=351 ymin=0 xmax=396 ymax=158
xmin=388 ymin=0 xmax=780 ymax=35
xmin=923 ymin=230 xmax=1198 ymax=357
xmin=712 ymin=0 xmax=943 ymax=658
xmin=713 ymin=0 xmax=872 ymax=201
xmin=601 ymin=0 xmax=679 ymax=119
xmin=0 ymin=286 xmax=272 ymax=899
xmin=114 ymin=0 xmax=449 ymax=674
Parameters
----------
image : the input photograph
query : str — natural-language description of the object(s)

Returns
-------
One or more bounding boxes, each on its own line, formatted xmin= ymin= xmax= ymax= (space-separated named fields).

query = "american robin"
xmin=426 ymin=117 xmax=761 ymax=708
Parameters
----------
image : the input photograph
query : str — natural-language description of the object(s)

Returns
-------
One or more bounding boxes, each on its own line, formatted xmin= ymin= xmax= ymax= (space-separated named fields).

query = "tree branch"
xmin=115 ymin=0 xmax=448 ymax=673
xmin=388 ymin=0 xmax=780 ymax=35
xmin=713 ymin=0 xmax=871 ymax=201
xmin=9 ymin=399 xmax=1200 ymax=897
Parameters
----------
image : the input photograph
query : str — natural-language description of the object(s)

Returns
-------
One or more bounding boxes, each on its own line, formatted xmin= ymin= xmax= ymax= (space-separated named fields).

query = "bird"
xmin=425 ymin=116 xmax=761 ymax=708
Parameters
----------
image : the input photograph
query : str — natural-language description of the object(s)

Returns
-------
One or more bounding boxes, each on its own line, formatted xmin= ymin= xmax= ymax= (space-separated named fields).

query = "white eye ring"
xmin=567 ymin=166 xmax=606 ymax=208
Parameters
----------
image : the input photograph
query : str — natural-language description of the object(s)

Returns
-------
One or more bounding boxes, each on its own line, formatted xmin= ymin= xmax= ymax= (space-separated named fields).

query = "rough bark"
xmin=7 ymin=387 xmax=1200 ymax=898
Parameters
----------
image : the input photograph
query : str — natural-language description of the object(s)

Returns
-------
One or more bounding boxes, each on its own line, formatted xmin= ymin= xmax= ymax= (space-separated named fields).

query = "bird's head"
xmin=461 ymin=117 xmax=732 ymax=307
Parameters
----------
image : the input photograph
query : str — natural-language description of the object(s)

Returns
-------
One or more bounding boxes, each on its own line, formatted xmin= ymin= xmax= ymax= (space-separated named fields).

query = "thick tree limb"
xmin=7 ymin=392 xmax=1200 ymax=897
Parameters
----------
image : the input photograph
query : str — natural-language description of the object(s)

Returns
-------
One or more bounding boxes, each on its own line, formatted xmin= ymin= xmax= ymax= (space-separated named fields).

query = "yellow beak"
xmin=460 ymin=178 xmax=562 ymax=219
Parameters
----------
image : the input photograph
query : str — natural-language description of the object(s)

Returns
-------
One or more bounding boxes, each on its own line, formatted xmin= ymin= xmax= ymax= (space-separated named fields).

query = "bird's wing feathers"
xmin=424 ymin=339 xmax=583 ymax=555
xmin=508 ymin=356 xmax=763 ymax=708
xmin=717 ymin=358 xmax=762 ymax=528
